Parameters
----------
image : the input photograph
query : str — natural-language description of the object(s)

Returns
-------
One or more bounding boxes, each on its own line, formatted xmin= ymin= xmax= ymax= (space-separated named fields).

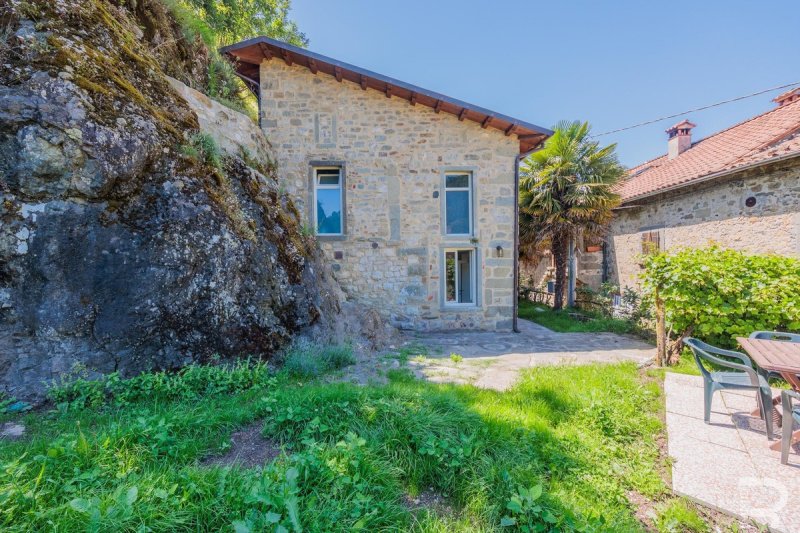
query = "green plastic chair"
xmin=750 ymin=331 xmax=800 ymax=343
xmin=781 ymin=389 xmax=800 ymax=464
xmin=685 ymin=338 xmax=774 ymax=440
xmin=749 ymin=331 xmax=800 ymax=382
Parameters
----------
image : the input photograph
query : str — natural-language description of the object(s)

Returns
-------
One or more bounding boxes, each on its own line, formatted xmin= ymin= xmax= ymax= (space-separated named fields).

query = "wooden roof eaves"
xmin=220 ymin=36 xmax=553 ymax=148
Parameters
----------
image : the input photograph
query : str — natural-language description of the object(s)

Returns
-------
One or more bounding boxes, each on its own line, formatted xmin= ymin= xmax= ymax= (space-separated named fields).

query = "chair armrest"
xmin=699 ymin=351 xmax=761 ymax=383
xmin=781 ymin=389 xmax=800 ymax=420
xmin=706 ymin=345 xmax=754 ymax=367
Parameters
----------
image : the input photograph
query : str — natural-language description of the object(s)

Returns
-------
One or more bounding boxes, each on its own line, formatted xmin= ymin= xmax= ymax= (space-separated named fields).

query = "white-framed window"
xmin=444 ymin=172 xmax=472 ymax=236
xmin=313 ymin=167 xmax=343 ymax=235
xmin=444 ymin=248 xmax=476 ymax=306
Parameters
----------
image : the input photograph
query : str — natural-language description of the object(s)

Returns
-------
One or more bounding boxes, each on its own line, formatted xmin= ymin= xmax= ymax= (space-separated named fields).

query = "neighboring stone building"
xmin=606 ymin=88 xmax=800 ymax=290
xmin=221 ymin=37 xmax=551 ymax=330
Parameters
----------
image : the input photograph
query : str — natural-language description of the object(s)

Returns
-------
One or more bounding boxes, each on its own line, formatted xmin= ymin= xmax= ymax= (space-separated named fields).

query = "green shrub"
xmin=642 ymin=246 xmax=800 ymax=348
xmin=321 ymin=344 xmax=356 ymax=369
xmin=181 ymin=132 xmax=223 ymax=170
xmin=281 ymin=340 xmax=355 ymax=378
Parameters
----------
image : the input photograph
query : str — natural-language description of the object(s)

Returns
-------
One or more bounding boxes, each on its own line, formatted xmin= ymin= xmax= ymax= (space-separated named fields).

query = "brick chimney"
xmin=773 ymin=88 xmax=800 ymax=107
xmin=666 ymin=119 xmax=696 ymax=160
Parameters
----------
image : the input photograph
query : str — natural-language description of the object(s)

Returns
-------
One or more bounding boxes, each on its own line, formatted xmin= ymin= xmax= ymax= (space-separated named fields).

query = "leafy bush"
xmin=48 ymin=360 xmax=274 ymax=411
xmin=281 ymin=340 xmax=355 ymax=378
xmin=642 ymin=247 xmax=800 ymax=348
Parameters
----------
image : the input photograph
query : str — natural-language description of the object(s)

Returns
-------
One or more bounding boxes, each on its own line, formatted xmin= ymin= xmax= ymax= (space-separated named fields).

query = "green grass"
xmin=518 ymin=299 xmax=640 ymax=335
xmin=0 ymin=361 xmax=679 ymax=531
xmin=654 ymin=499 xmax=709 ymax=533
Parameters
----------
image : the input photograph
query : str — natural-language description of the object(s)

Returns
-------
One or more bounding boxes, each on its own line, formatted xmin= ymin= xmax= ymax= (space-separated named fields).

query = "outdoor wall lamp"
xmin=496 ymin=245 xmax=503 ymax=257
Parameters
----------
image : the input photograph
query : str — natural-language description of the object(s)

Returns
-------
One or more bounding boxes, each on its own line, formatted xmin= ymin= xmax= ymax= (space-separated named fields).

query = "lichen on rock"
xmin=0 ymin=0 xmax=347 ymax=400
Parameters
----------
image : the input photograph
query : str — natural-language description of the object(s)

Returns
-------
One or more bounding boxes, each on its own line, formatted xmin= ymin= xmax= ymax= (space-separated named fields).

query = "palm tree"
xmin=519 ymin=121 xmax=625 ymax=310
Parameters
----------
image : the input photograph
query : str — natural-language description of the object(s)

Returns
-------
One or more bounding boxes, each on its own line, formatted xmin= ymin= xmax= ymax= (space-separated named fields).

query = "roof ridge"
xmin=725 ymin=121 xmax=800 ymax=168
xmin=627 ymin=96 xmax=800 ymax=172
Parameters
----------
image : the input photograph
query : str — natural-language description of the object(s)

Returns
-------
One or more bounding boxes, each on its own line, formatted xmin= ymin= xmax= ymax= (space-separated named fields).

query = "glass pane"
xmin=317 ymin=169 xmax=340 ymax=186
xmin=445 ymin=173 xmax=469 ymax=188
xmin=446 ymin=191 xmax=470 ymax=234
xmin=316 ymin=188 xmax=342 ymax=234
xmin=457 ymin=250 xmax=473 ymax=304
xmin=445 ymin=251 xmax=456 ymax=302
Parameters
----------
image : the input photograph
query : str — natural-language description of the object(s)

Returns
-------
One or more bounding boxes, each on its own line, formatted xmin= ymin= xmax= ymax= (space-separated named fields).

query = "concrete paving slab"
xmin=665 ymin=373 xmax=800 ymax=532
xmin=405 ymin=319 xmax=655 ymax=391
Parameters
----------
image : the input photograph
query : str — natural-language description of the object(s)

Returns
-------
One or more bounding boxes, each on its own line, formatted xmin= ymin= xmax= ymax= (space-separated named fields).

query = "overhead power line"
xmin=592 ymin=81 xmax=800 ymax=137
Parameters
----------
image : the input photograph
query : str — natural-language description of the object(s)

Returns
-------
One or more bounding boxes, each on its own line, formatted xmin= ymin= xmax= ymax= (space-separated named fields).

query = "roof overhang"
xmin=220 ymin=36 xmax=552 ymax=154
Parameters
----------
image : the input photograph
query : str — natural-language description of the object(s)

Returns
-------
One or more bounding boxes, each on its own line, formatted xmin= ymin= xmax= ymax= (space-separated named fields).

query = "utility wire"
xmin=592 ymin=81 xmax=800 ymax=137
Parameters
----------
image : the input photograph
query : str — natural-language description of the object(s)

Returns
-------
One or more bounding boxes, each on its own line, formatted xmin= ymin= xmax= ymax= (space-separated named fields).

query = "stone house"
xmin=221 ymin=37 xmax=551 ymax=330
xmin=606 ymin=88 xmax=800 ymax=290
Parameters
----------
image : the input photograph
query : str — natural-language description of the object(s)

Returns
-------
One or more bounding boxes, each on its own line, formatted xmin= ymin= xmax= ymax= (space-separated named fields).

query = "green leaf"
xmin=232 ymin=520 xmax=250 ymax=533
xmin=500 ymin=516 xmax=517 ymax=527
xmin=125 ymin=486 xmax=138 ymax=506
xmin=507 ymin=496 xmax=523 ymax=513
xmin=69 ymin=498 xmax=91 ymax=514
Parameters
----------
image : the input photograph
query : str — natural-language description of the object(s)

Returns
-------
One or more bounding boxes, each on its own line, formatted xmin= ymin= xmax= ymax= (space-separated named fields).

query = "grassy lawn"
xmin=518 ymin=299 xmax=639 ymax=335
xmin=0 ymin=359 xmax=701 ymax=532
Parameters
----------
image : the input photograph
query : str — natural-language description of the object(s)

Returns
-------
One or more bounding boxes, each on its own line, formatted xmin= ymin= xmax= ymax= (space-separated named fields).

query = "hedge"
xmin=641 ymin=247 xmax=800 ymax=349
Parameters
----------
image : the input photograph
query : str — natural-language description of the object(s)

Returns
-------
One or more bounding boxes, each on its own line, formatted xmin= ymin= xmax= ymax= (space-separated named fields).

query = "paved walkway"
xmin=404 ymin=319 xmax=655 ymax=390
xmin=665 ymin=372 xmax=800 ymax=533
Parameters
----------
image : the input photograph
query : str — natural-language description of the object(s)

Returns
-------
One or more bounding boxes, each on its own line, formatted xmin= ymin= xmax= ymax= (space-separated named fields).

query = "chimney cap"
xmin=666 ymin=119 xmax=697 ymax=134
xmin=773 ymin=87 xmax=800 ymax=107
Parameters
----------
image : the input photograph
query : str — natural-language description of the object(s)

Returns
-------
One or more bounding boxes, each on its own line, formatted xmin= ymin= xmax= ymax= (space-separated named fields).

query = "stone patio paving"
xmin=403 ymin=319 xmax=655 ymax=390
xmin=665 ymin=372 xmax=800 ymax=532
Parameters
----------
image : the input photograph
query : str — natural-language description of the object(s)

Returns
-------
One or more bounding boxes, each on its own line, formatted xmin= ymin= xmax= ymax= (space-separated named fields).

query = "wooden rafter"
xmin=409 ymin=92 xmax=417 ymax=106
xmin=385 ymin=84 xmax=392 ymax=98
xmin=481 ymin=116 xmax=493 ymax=129
xmin=280 ymin=49 xmax=292 ymax=66
xmin=307 ymin=58 xmax=318 ymax=74
xmin=359 ymin=74 xmax=367 ymax=90
xmin=258 ymin=43 xmax=273 ymax=60
xmin=505 ymin=124 xmax=517 ymax=136
xmin=434 ymin=100 xmax=442 ymax=113
xmin=334 ymin=66 xmax=343 ymax=82
xmin=458 ymin=108 xmax=467 ymax=121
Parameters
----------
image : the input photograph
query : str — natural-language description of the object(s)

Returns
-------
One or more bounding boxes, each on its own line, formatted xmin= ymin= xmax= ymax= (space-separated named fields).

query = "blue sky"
xmin=288 ymin=0 xmax=799 ymax=166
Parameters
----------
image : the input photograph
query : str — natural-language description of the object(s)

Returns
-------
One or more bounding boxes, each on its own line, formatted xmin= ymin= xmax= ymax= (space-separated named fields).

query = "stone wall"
xmin=607 ymin=158 xmax=800 ymax=290
xmin=258 ymin=60 xmax=519 ymax=330
xmin=167 ymin=77 xmax=270 ymax=160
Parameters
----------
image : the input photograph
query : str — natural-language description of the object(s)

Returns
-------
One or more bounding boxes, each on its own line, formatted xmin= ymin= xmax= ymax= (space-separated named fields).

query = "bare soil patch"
xmin=403 ymin=488 xmax=454 ymax=516
xmin=202 ymin=422 xmax=281 ymax=468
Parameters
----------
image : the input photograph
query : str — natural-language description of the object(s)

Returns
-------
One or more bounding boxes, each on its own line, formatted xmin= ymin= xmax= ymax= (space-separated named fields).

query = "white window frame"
xmin=313 ymin=166 xmax=343 ymax=236
xmin=443 ymin=248 xmax=477 ymax=307
xmin=444 ymin=172 xmax=473 ymax=237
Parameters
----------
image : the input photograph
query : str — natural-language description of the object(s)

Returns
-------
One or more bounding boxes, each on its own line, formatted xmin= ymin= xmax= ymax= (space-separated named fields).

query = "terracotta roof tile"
xmin=619 ymin=98 xmax=800 ymax=203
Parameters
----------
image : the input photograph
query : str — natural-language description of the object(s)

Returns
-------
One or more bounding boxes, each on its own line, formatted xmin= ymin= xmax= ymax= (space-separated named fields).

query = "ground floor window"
xmin=444 ymin=248 xmax=476 ymax=305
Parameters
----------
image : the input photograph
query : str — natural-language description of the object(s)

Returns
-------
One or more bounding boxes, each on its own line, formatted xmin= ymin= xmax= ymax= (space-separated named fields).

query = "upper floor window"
xmin=444 ymin=172 xmax=472 ymax=236
xmin=314 ymin=167 xmax=343 ymax=235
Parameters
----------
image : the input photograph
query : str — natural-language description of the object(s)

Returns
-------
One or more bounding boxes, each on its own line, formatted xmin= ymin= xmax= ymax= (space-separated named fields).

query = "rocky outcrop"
xmin=0 ymin=0 xmax=344 ymax=399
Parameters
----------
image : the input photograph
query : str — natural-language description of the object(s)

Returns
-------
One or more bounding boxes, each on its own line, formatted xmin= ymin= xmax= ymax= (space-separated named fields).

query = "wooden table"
xmin=737 ymin=337 xmax=800 ymax=449
xmin=737 ymin=337 xmax=800 ymax=390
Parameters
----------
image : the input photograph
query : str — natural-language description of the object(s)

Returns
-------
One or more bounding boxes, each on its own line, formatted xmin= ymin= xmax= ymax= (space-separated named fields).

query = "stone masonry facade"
xmin=607 ymin=159 xmax=800 ymax=289
xmin=258 ymin=60 xmax=519 ymax=330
